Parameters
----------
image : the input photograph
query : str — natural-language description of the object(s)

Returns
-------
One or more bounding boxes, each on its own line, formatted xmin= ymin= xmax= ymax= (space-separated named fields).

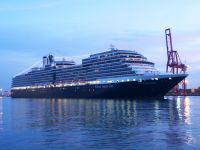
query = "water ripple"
xmin=0 ymin=97 xmax=200 ymax=149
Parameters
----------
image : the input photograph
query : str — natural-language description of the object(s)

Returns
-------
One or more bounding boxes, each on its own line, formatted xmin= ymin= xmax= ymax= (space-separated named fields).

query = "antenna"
xmin=109 ymin=44 xmax=115 ymax=50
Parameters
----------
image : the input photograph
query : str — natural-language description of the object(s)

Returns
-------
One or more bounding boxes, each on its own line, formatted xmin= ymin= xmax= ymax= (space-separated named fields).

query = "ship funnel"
xmin=43 ymin=56 xmax=48 ymax=67
xmin=48 ymin=55 xmax=54 ymax=65
xmin=43 ymin=55 xmax=54 ymax=67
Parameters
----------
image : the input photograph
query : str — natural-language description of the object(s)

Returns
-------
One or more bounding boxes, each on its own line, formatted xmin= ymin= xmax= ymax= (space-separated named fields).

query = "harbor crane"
xmin=165 ymin=28 xmax=187 ymax=95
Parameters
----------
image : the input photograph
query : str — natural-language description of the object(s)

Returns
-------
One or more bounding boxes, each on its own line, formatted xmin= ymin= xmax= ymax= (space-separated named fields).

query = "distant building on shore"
xmin=192 ymin=87 xmax=200 ymax=95
xmin=167 ymin=87 xmax=200 ymax=96
xmin=0 ymin=89 xmax=11 ymax=97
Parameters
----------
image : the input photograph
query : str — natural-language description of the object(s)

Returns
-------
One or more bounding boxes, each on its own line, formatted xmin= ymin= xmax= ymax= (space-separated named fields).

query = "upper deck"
xmin=12 ymin=49 xmax=159 ymax=88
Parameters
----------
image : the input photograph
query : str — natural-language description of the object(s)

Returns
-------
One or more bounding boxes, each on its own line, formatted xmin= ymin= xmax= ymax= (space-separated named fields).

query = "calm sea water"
xmin=0 ymin=97 xmax=200 ymax=150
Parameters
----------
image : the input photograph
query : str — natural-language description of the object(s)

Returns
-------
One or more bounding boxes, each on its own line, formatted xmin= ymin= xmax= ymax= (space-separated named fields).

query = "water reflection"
xmin=0 ymin=98 xmax=3 ymax=132
xmin=173 ymin=96 xmax=191 ymax=125
xmin=16 ymin=97 xmax=192 ymax=149
xmin=183 ymin=97 xmax=190 ymax=125
xmin=167 ymin=96 xmax=193 ymax=146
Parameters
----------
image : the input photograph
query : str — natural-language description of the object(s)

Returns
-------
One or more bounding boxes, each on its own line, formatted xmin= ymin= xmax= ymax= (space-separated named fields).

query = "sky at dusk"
xmin=0 ymin=0 xmax=200 ymax=90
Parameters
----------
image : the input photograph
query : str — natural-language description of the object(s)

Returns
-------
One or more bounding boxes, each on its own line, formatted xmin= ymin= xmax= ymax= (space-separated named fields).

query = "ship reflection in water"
xmin=0 ymin=98 xmax=3 ymax=132
xmin=0 ymin=97 xmax=200 ymax=149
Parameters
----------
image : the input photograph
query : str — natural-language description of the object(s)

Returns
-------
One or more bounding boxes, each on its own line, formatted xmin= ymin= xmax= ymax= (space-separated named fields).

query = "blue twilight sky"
xmin=0 ymin=0 xmax=200 ymax=90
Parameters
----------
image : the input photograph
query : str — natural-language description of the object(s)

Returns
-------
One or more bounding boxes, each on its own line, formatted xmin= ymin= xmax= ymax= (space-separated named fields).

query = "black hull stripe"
xmin=11 ymin=76 xmax=185 ymax=98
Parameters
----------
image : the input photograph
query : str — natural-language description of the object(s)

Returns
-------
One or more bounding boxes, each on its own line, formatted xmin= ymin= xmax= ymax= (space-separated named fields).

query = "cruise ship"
xmin=11 ymin=48 xmax=187 ymax=98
